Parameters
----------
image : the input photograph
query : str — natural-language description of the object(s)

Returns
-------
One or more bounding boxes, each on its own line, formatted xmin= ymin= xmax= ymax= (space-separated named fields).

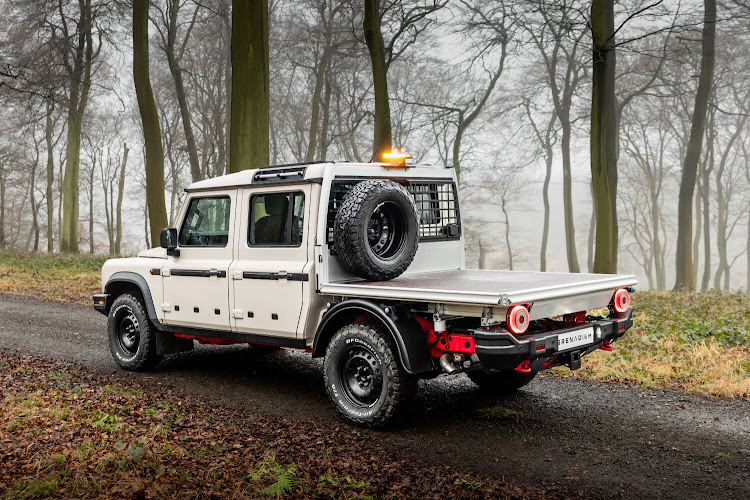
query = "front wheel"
xmin=467 ymin=369 xmax=536 ymax=395
xmin=323 ymin=322 xmax=415 ymax=428
xmin=108 ymin=293 xmax=162 ymax=371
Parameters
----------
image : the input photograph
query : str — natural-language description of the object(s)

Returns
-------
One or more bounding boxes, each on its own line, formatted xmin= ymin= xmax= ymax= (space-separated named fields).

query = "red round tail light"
xmin=612 ymin=288 xmax=631 ymax=313
xmin=506 ymin=305 xmax=530 ymax=335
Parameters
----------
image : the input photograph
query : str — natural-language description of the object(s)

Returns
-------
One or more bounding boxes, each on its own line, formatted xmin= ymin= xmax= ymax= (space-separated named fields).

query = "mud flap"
xmin=156 ymin=332 xmax=194 ymax=356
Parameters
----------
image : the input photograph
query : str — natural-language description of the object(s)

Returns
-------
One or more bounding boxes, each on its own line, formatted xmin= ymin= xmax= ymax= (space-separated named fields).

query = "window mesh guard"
xmin=327 ymin=180 xmax=460 ymax=253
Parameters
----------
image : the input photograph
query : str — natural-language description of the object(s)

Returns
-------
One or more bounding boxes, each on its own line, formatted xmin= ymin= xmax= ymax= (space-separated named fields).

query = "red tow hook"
xmin=514 ymin=360 xmax=532 ymax=374
xmin=600 ymin=340 xmax=613 ymax=351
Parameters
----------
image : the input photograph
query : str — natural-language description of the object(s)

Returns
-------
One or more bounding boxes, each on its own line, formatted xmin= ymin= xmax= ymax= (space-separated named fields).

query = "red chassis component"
xmin=413 ymin=314 xmax=476 ymax=358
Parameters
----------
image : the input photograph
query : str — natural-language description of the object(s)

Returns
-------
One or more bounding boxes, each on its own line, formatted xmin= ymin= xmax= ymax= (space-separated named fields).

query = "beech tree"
xmin=230 ymin=0 xmax=270 ymax=172
xmin=133 ymin=0 xmax=169 ymax=246
xmin=674 ymin=0 xmax=716 ymax=291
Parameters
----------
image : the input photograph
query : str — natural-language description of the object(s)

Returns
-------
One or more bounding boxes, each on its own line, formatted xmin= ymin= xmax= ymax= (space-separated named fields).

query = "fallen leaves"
xmin=1 ymin=352 xmax=551 ymax=499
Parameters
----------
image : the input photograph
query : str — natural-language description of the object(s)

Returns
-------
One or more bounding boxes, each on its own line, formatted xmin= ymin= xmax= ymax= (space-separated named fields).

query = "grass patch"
xmin=551 ymin=290 xmax=750 ymax=398
xmin=0 ymin=249 xmax=107 ymax=305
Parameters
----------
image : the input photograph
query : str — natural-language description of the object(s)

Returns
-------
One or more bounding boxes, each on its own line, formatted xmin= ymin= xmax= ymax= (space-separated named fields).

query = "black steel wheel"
xmin=116 ymin=311 xmax=141 ymax=356
xmin=339 ymin=342 xmax=384 ymax=408
xmin=108 ymin=293 xmax=162 ymax=371
xmin=324 ymin=322 xmax=415 ymax=428
xmin=334 ymin=180 xmax=419 ymax=281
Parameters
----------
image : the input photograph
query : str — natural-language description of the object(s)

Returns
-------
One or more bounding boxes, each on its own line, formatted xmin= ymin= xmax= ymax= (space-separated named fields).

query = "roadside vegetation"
xmin=1 ymin=249 xmax=748 ymax=398
xmin=0 ymin=250 xmax=106 ymax=305
xmin=550 ymin=290 xmax=750 ymax=398
xmin=0 ymin=352 xmax=544 ymax=499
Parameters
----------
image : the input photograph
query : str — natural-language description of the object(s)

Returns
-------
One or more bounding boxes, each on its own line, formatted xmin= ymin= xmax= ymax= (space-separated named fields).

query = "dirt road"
xmin=1 ymin=293 xmax=748 ymax=499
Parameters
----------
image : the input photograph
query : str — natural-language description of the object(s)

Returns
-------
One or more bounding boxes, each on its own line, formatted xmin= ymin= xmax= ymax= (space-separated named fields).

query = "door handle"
xmin=242 ymin=271 xmax=309 ymax=281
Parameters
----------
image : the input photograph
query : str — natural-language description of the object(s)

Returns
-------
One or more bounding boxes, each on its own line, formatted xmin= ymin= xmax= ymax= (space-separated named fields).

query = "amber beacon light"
xmin=382 ymin=148 xmax=411 ymax=167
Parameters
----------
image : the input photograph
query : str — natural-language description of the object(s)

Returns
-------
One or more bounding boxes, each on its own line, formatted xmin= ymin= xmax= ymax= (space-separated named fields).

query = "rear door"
xmin=162 ymin=191 xmax=236 ymax=330
xmin=230 ymin=185 xmax=310 ymax=337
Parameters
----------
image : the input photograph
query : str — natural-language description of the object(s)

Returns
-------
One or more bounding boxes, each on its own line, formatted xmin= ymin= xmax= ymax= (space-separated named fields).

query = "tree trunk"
xmin=0 ymin=163 xmax=5 ymax=248
xmin=60 ymin=0 xmax=93 ymax=253
xmin=165 ymin=0 xmax=202 ymax=182
xmin=561 ymin=121 xmax=581 ymax=273
xmin=115 ymin=143 xmax=128 ymax=255
xmin=540 ymin=149 xmax=552 ymax=272
xmin=590 ymin=0 xmax=617 ymax=274
xmin=587 ymin=182 xmax=596 ymax=274
xmin=674 ymin=0 xmax=716 ymax=291
xmin=318 ymin=75 xmax=333 ymax=159
xmin=223 ymin=2 xmax=232 ymax=174
xmin=692 ymin=179 xmax=701 ymax=287
xmin=364 ymin=0 xmax=392 ymax=160
xmin=88 ymin=165 xmax=94 ymax=254
xmin=30 ymin=148 xmax=40 ymax=251
xmin=305 ymin=41 xmax=332 ymax=162
xmin=746 ymin=207 xmax=749 ymax=292
xmin=502 ymin=198 xmax=513 ymax=271
xmin=134 ymin=0 xmax=168 ymax=247
xmin=45 ymin=100 xmax=55 ymax=252
xmin=230 ymin=0 xmax=270 ymax=172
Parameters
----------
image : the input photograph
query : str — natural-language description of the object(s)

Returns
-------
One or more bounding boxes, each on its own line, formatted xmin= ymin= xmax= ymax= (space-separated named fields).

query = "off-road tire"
xmin=334 ymin=179 xmax=419 ymax=281
xmin=324 ymin=322 xmax=416 ymax=428
xmin=108 ymin=293 xmax=163 ymax=371
xmin=467 ymin=369 xmax=536 ymax=395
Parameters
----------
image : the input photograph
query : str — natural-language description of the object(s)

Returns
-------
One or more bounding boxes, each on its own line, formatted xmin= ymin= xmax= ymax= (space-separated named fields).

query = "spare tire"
xmin=334 ymin=179 xmax=419 ymax=281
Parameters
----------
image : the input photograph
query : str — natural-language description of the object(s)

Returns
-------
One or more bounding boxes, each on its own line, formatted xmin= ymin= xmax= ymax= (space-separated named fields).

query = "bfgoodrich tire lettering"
xmin=334 ymin=179 xmax=419 ymax=281
xmin=467 ymin=369 xmax=536 ymax=395
xmin=324 ymin=322 xmax=415 ymax=428
xmin=108 ymin=293 xmax=163 ymax=371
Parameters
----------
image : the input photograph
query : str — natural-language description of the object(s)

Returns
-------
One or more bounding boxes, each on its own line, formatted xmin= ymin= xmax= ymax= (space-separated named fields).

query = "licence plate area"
xmin=557 ymin=327 xmax=594 ymax=352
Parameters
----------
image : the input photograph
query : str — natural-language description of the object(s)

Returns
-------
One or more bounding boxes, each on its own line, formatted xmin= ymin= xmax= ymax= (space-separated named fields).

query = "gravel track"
xmin=1 ymin=293 xmax=748 ymax=499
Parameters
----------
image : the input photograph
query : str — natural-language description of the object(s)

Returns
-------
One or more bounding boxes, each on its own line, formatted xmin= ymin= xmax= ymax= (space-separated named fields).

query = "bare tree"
xmin=674 ymin=0 xmax=716 ymax=291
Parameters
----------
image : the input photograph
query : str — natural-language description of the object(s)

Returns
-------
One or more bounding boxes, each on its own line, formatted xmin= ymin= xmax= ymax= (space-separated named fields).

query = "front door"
xmin=162 ymin=191 xmax=236 ymax=330
xmin=231 ymin=186 xmax=310 ymax=337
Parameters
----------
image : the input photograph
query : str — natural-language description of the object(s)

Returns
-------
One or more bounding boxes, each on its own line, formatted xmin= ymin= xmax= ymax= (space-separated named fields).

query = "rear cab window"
xmin=248 ymin=192 xmax=305 ymax=247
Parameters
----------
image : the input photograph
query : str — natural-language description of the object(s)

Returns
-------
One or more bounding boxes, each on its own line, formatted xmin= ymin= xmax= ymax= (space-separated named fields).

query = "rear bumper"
xmin=474 ymin=308 xmax=633 ymax=372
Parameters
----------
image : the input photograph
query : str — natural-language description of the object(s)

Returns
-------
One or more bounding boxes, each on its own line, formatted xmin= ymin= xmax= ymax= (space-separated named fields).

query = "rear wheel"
xmin=108 ymin=294 xmax=162 ymax=371
xmin=323 ymin=322 xmax=415 ymax=428
xmin=467 ymin=369 xmax=536 ymax=395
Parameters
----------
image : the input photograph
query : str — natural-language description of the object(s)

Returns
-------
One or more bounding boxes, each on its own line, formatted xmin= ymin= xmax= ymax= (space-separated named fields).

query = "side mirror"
xmin=160 ymin=228 xmax=180 ymax=257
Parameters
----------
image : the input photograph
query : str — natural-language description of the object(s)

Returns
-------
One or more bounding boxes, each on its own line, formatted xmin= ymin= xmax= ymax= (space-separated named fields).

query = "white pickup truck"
xmin=94 ymin=159 xmax=636 ymax=427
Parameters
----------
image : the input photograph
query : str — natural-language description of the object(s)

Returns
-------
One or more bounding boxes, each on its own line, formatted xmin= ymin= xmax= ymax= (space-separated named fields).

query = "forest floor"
xmin=1 ymin=352 xmax=542 ymax=499
xmin=1 ymin=248 xmax=748 ymax=399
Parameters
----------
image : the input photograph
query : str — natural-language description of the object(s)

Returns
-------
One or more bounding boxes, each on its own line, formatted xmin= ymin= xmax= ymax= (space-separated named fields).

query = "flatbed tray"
xmin=318 ymin=269 xmax=637 ymax=307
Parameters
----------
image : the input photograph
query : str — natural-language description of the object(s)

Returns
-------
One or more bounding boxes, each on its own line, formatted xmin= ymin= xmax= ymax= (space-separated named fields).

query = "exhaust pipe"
xmin=439 ymin=353 xmax=460 ymax=374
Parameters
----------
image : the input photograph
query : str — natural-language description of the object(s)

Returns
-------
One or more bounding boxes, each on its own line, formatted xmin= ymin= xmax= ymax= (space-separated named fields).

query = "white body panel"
xmin=101 ymin=161 xmax=636 ymax=345
xmin=161 ymin=189 xmax=237 ymax=330
xmin=230 ymin=184 xmax=314 ymax=337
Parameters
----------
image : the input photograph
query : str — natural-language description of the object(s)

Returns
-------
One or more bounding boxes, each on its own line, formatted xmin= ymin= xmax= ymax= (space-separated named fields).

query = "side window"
xmin=178 ymin=196 xmax=231 ymax=247
xmin=248 ymin=192 xmax=305 ymax=247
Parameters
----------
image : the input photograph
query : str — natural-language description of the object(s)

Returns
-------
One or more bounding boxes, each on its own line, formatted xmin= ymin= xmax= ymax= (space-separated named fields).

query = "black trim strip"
xmin=170 ymin=269 xmax=227 ymax=278
xmin=243 ymin=271 xmax=308 ymax=281
xmin=157 ymin=323 xmax=308 ymax=349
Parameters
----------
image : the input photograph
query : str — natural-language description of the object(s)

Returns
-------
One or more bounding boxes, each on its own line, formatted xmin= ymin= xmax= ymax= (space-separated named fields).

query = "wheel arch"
xmin=104 ymin=272 xmax=159 ymax=323
xmin=312 ymin=299 xmax=433 ymax=375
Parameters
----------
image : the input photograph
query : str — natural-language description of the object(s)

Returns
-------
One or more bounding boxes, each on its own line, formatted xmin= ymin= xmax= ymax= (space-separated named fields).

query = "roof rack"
xmin=252 ymin=161 xmax=328 ymax=185
xmin=256 ymin=161 xmax=327 ymax=171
